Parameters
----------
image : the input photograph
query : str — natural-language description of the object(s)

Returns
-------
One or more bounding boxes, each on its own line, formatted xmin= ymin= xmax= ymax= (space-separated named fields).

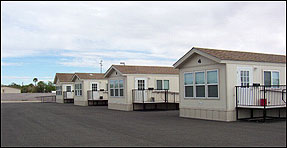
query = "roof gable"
xmin=104 ymin=65 xmax=179 ymax=77
xmin=53 ymin=73 xmax=74 ymax=84
xmin=72 ymin=73 xmax=105 ymax=81
xmin=174 ymin=47 xmax=286 ymax=68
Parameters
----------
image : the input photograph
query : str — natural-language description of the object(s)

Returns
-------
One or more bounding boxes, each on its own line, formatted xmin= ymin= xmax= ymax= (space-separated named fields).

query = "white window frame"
xmin=195 ymin=71 xmax=206 ymax=98
xmin=156 ymin=80 xmax=170 ymax=90
xmin=110 ymin=79 xmax=124 ymax=97
xmin=184 ymin=72 xmax=194 ymax=98
xmin=206 ymin=69 xmax=219 ymax=99
xmin=56 ymin=85 xmax=62 ymax=96
xmin=184 ymin=69 xmax=219 ymax=99
xmin=119 ymin=80 xmax=124 ymax=96
xmin=109 ymin=80 xmax=115 ymax=97
xmin=263 ymin=70 xmax=280 ymax=86
xmin=75 ymin=83 xmax=82 ymax=96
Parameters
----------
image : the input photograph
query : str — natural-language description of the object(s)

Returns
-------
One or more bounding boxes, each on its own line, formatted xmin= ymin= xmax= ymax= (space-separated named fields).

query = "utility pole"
xmin=99 ymin=60 xmax=103 ymax=73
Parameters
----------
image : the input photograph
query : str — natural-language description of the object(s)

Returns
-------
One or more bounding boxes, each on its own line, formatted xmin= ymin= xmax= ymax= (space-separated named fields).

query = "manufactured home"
xmin=54 ymin=73 xmax=74 ymax=103
xmin=104 ymin=65 xmax=180 ymax=111
xmin=174 ymin=47 xmax=286 ymax=122
xmin=71 ymin=73 xmax=108 ymax=106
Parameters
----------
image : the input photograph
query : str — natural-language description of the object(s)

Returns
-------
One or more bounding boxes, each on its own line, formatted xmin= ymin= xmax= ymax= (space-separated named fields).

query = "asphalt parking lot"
xmin=1 ymin=103 xmax=286 ymax=147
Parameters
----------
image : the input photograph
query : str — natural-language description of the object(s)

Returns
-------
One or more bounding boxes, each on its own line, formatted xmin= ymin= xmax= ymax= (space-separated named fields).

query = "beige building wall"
xmin=178 ymin=53 xmax=286 ymax=121
xmin=178 ymin=53 xmax=229 ymax=121
xmin=74 ymin=78 xmax=108 ymax=106
xmin=107 ymin=69 xmax=179 ymax=111
xmin=1 ymin=87 xmax=21 ymax=93
xmin=55 ymin=79 xmax=74 ymax=103
xmin=225 ymin=61 xmax=286 ymax=120
xmin=107 ymin=70 xmax=129 ymax=111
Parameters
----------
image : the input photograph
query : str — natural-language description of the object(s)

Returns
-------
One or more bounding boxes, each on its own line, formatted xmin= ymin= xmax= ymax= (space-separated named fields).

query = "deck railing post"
xmin=263 ymin=85 xmax=266 ymax=122
xmin=236 ymin=86 xmax=238 ymax=120
xmin=142 ymin=89 xmax=145 ymax=110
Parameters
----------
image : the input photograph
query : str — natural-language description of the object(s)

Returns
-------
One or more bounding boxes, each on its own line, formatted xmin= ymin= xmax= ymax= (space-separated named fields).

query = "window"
xmin=56 ymin=86 xmax=62 ymax=95
xmin=195 ymin=72 xmax=205 ymax=97
xmin=92 ymin=83 xmax=97 ymax=91
xmin=184 ymin=69 xmax=219 ymax=99
xmin=156 ymin=80 xmax=162 ymax=90
xmin=184 ymin=73 xmax=193 ymax=97
xmin=207 ymin=70 xmax=218 ymax=97
xmin=164 ymin=80 xmax=169 ymax=90
xmin=264 ymin=71 xmax=279 ymax=86
xmin=110 ymin=80 xmax=115 ymax=96
xmin=66 ymin=86 xmax=71 ymax=92
xmin=110 ymin=80 xmax=124 ymax=97
xmin=75 ymin=83 xmax=82 ymax=96
xmin=240 ymin=70 xmax=250 ymax=86
xmin=157 ymin=80 xmax=169 ymax=90
xmin=115 ymin=80 xmax=119 ymax=96
xmin=119 ymin=80 xmax=124 ymax=96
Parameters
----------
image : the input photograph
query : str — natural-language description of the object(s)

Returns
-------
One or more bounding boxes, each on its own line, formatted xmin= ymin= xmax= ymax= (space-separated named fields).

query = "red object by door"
xmin=260 ymin=99 xmax=267 ymax=106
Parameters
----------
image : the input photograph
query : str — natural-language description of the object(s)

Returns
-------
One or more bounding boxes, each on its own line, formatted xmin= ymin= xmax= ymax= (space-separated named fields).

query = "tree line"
xmin=2 ymin=78 xmax=56 ymax=93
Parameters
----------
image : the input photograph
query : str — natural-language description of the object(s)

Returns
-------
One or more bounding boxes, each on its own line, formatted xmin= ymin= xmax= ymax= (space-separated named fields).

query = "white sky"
xmin=1 ymin=1 xmax=286 ymax=73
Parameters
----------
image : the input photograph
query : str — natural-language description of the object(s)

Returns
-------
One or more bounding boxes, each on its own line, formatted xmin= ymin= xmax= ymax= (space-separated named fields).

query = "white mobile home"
xmin=104 ymin=65 xmax=180 ymax=111
xmin=72 ymin=73 xmax=108 ymax=106
xmin=53 ymin=73 xmax=74 ymax=103
xmin=174 ymin=47 xmax=286 ymax=122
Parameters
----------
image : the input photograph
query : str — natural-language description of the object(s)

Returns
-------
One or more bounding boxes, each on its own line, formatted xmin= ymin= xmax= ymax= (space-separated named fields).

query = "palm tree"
xmin=33 ymin=78 xmax=38 ymax=86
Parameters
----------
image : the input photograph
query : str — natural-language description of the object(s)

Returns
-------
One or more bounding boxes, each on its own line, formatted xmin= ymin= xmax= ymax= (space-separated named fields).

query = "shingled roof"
xmin=196 ymin=47 xmax=286 ymax=63
xmin=174 ymin=47 xmax=286 ymax=68
xmin=53 ymin=73 xmax=74 ymax=84
xmin=73 ymin=73 xmax=105 ymax=80
xmin=105 ymin=65 xmax=179 ymax=77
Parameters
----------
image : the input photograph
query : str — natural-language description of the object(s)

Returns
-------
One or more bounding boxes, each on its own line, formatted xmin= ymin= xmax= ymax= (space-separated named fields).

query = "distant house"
xmin=174 ymin=47 xmax=286 ymax=121
xmin=1 ymin=87 xmax=21 ymax=93
xmin=53 ymin=73 xmax=74 ymax=103
xmin=104 ymin=65 xmax=179 ymax=111
xmin=71 ymin=73 xmax=108 ymax=106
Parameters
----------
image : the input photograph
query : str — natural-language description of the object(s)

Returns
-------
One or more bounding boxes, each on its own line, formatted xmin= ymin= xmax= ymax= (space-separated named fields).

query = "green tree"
xmin=36 ymin=81 xmax=46 ymax=93
xmin=45 ymin=81 xmax=56 ymax=92
xmin=33 ymin=78 xmax=38 ymax=86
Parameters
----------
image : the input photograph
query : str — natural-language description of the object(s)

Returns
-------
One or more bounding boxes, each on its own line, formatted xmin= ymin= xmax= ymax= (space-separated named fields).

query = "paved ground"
xmin=1 ymin=103 xmax=286 ymax=147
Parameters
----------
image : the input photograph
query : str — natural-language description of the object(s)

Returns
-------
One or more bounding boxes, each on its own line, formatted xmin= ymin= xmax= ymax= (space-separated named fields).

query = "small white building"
xmin=53 ymin=73 xmax=74 ymax=103
xmin=104 ymin=65 xmax=180 ymax=111
xmin=174 ymin=47 xmax=286 ymax=122
xmin=1 ymin=87 xmax=21 ymax=93
xmin=71 ymin=73 xmax=108 ymax=106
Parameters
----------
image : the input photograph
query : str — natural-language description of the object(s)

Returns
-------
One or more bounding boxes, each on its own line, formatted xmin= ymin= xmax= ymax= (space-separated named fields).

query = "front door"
xmin=134 ymin=78 xmax=147 ymax=102
xmin=237 ymin=67 xmax=254 ymax=106
xmin=91 ymin=82 xmax=99 ymax=100
xmin=66 ymin=85 xmax=73 ymax=99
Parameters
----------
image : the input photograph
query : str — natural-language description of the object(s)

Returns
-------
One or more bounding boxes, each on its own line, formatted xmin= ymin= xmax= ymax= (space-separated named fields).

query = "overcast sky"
xmin=1 ymin=1 xmax=286 ymax=85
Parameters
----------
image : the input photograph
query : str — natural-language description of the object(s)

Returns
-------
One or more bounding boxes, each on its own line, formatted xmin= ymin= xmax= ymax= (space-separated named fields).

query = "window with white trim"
xmin=110 ymin=80 xmax=124 ymax=97
xmin=264 ymin=71 xmax=279 ymax=86
xmin=207 ymin=70 xmax=218 ymax=97
xmin=75 ymin=83 xmax=82 ymax=96
xmin=56 ymin=86 xmax=62 ymax=95
xmin=110 ymin=80 xmax=115 ymax=97
xmin=184 ymin=73 xmax=193 ymax=97
xmin=119 ymin=80 xmax=124 ymax=96
xmin=184 ymin=69 xmax=219 ymax=99
xmin=156 ymin=80 xmax=170 ymax=90
xmin=195 ymin=72 xmax=205 ymax=97
xmin=92 ymin=83 xmax=97 ymax=91
xmin=240 ymin=70 xmax=250 ymax=86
